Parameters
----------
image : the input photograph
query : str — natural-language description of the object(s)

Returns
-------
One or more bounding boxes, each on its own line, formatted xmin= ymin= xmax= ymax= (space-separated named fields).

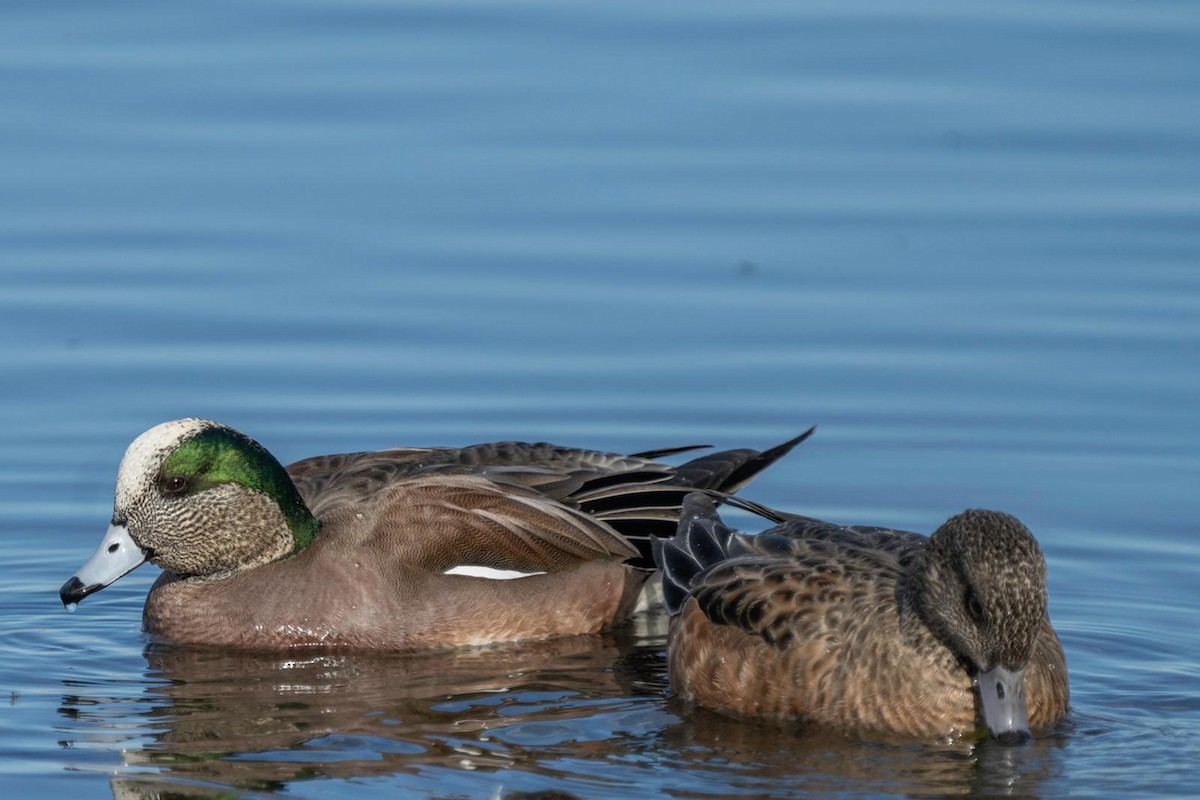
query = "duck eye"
xmin=161 ymin=475 xmax=189 ymax=496
xmin=966 ymin=592 xmax=985 ymax=624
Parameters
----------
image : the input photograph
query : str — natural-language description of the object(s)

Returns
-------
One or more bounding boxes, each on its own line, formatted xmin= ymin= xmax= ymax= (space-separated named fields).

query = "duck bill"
xmin=977 ymin=665 xmax=1032 ymax=745
xmin=59 ymin=523 xmax=148 ymax=607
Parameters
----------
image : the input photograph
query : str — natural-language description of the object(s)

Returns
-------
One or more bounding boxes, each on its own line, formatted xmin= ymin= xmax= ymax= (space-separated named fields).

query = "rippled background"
xmin=2 ymin=1 xmax=1198 ymax=797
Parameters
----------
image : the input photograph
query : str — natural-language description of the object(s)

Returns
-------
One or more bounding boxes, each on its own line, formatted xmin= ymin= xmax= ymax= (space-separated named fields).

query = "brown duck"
xmin=59 ymin=419 xmax=809 ymax=651
xmin=653 ymin=493 xmax=1069 ymax=743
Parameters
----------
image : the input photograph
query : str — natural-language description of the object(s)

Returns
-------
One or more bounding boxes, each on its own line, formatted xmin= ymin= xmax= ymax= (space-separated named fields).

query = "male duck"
xmin=60 ymin=419 xmax=809 ymax=651
xmin=653 ymin=493 xmax=1069 ymax=743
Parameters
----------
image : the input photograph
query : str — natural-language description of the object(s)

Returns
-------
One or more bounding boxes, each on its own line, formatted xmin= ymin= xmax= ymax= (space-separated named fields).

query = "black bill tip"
xmin=993 ymin=729 xmax=1033 ymax=746
xmin=59 ymin=576 xmax=101 ymax=607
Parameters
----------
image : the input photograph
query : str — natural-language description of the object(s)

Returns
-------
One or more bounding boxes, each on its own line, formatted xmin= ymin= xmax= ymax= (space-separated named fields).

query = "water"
xmin=2 ymin=0 xmax=1198 ymax=796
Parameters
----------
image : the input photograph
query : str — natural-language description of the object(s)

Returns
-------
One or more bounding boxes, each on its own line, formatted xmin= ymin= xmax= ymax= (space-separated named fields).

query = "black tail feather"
xmin=665 ymin=427 xmax=814 ymax=496
xmin=597 ymin=429 xmax=812 ymax=569
xmin=628 ymin=443 xmax=712 ymax=460
xmin=716 ymin=426 xmax=815 ymax=495
xmin=719 ymin=493 xmax=791 ymax=525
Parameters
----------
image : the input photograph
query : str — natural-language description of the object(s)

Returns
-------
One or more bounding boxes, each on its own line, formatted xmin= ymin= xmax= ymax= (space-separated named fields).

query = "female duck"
xmin=653 ymin=493 xmax=1069 ymax=742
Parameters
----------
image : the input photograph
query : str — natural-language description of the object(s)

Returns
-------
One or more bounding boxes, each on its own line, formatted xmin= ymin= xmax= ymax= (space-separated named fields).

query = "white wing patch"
xmin=442 ymin=565 xmax=548 ymax=580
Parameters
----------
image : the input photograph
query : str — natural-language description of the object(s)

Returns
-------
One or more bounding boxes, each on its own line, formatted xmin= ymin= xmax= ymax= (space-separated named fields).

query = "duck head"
xmin=60 ymin=419 xmax=317 ymax=607
xmin=915 ymin=509 xmax=1049 ymax=745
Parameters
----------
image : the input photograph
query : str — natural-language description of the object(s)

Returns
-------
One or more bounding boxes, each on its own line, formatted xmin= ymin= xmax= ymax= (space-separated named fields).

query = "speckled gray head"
xmin=59 ymin=418 xmax=317 ymax=609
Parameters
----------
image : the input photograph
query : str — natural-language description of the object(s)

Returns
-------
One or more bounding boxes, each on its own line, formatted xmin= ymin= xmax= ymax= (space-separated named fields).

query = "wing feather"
xmin=361 ymin=476 xmax=637 ymax=575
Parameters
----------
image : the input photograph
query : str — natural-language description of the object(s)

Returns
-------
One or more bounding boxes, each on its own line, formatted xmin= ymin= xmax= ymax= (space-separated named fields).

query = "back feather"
xmin=652 ymin=492 xmax=739 ymax=615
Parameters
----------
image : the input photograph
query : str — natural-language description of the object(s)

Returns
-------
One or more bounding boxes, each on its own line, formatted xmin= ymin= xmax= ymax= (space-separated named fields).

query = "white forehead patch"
xmin=114 ymin=418 xmax=219 ymax=511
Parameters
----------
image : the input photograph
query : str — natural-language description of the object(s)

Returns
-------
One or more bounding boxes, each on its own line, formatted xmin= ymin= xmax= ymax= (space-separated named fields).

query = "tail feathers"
xmin=592 ymin=429 xmax=812 ymax=568
xmin=668 ymin=427 xmax=815 ymax=495
xmin=652 ymin=492 xmax=738 ymax=616
xmin=627 ymin=443 xmax=712 ymax=460
xmin=719 ymin=493 xmax=791 ymax=525
xmin=718 ymin=427 xmax=815 ymax=494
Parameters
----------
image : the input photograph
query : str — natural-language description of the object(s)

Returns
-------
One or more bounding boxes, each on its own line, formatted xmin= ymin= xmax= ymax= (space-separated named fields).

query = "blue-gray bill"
xmin=59 ymin=523 xmax=147 ymax=607
xmin=977 ymin=664 xmax=1032 ymax=745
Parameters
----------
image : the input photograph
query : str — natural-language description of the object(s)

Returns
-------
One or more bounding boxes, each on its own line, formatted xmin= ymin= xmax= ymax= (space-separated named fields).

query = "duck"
xmin=60 ymin=419 xmax=810 ymax=651
xmin=652 ymin=492 xmax=1069 ymax=743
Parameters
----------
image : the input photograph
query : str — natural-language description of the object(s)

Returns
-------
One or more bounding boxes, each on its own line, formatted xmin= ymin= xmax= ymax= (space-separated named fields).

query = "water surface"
xmin=2 ymin=1 xmax=1198 ymax=797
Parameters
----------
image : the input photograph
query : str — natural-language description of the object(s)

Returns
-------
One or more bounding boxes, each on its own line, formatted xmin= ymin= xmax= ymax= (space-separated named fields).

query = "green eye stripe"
xmin=161 ymin=428 xmax=318 ymax=551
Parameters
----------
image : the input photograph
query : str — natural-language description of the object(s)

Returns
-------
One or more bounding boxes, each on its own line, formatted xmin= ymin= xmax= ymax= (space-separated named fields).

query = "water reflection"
xmin=656 ymin=704 xmax=1069 ymax=797
xmin=58 ymin=612 xmax=1068 ymax=798
xmin=66 ymin=634 xmax=646 ymax=793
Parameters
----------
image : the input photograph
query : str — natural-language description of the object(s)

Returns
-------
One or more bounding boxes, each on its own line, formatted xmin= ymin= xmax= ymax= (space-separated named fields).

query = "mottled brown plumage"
xmin=653 ymin=494 xmax=1069 ymax=742
xmin=61 ymin=420 xmax=809 ymax=651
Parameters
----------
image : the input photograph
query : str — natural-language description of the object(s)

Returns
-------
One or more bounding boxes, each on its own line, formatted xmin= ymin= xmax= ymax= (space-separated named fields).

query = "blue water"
xmin=2 ymin=0 xmax=1198 ymax=796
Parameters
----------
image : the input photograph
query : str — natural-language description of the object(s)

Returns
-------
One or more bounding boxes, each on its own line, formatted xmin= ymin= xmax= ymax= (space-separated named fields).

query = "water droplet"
xmin=64 ymin=603 xmax=78 ymax=614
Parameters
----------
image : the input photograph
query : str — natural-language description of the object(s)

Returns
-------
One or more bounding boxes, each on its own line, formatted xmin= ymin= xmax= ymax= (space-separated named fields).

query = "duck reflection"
xmin=61 ymin=628 xmax=654 ymax=795
xmin=657 ymin=702 xmax=1069 ymax=797
xmin=58 ymin=613 xmax=1067 ymax=798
